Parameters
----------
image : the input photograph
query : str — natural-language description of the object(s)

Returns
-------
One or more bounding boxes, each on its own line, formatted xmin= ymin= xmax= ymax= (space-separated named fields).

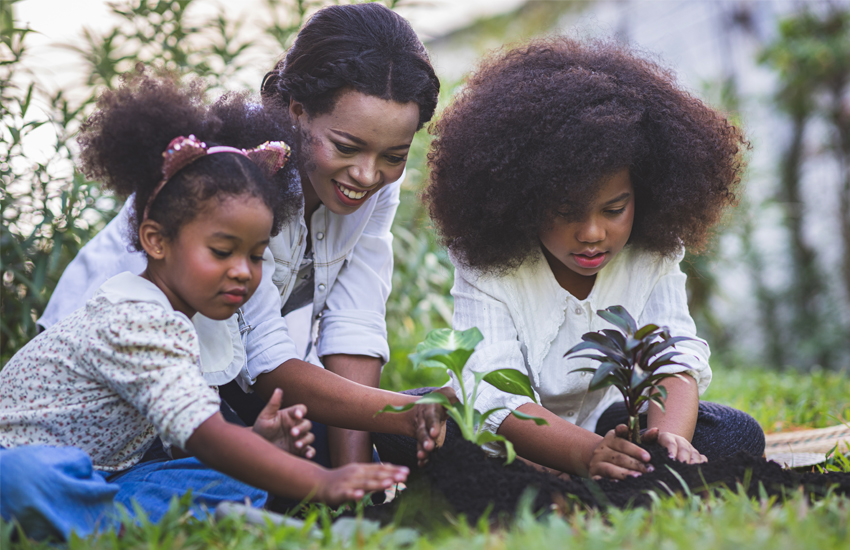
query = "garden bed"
xmin=367 ymin=425 xmax=850 ymax=526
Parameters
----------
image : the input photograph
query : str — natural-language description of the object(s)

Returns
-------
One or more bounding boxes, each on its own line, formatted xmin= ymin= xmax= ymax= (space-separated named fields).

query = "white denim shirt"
xmin=38 ymin=174 xmax=402 ymax=389
xmin=448 ymin=245 xmax=712 ymax=456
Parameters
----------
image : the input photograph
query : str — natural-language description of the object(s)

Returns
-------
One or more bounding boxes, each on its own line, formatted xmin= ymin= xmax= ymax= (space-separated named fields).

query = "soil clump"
xmin=365 ymin=426 xmax=850 ymax=525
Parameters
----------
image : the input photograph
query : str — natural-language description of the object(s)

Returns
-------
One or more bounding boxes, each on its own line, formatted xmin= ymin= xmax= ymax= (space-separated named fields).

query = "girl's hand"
xmin=252 ymin=388 xmax=316 ymax=458
xmin=315 ymin=463 xmax=409 ymax=507
xmin=411 ymin=387 xmax=456 ymax=467
xmin=588 ymin=424 xmax=654 ymax=480
xmin=641 ymin=427 xmax=707 ymax=464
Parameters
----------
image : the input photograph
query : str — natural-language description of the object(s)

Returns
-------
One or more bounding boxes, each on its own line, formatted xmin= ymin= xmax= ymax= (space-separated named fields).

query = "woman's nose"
xmin=350 ymin=157 xmax=381 ymax=189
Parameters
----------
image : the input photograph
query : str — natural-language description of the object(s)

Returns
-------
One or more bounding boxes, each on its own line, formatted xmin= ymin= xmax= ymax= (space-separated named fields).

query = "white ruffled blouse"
xmin=448 ymin=245 xmax=712 ymax=456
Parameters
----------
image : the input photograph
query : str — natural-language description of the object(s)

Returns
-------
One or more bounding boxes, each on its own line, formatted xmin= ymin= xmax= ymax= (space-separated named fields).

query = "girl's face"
xmin=142 ymin=195 xmax=273 ymax=320
xmin=290 ymin=90 xmax=420 ymax=215
xmin=539 ymin=168 xmax=635 ymax=296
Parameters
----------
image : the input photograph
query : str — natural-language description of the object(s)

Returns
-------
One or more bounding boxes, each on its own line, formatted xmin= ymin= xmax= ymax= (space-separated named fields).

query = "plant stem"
xmin=630 ymin=415 xmax=641 ymax=445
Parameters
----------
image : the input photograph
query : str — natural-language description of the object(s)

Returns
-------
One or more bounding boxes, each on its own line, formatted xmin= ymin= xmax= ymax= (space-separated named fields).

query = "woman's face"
xmin=289 ymin=90 xmax=420 ymax=215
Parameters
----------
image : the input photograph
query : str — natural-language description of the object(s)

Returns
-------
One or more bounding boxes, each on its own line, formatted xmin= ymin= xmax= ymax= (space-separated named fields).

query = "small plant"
xmin=565 ymin=305 xmax=696 ymax=445
xmin=379 ymin=327 xmax=547 ymax=464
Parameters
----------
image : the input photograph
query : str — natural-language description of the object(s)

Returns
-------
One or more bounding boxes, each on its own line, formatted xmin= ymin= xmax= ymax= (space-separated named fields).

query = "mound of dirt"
xmin=365 ymin=428 xmax=850 ymax=525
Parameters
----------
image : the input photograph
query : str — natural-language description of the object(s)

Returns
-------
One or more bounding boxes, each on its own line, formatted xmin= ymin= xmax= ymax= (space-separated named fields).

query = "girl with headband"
xmin=37 ymin=3 xmax=441 ymax=468
xmin=0 ymin=74 xmax=447 ymax=541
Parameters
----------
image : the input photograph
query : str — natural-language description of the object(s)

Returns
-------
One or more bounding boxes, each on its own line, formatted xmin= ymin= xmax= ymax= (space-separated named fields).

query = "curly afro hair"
xmin=78 ymin=72 xmax=300 ymax=252
xmin=425 ymin=37 xmax=747 ymax=273
xmin=260 ymin=2 xmax=439 ymax=129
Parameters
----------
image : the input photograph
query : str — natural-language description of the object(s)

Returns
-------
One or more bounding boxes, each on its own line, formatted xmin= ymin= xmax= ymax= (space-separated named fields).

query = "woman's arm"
xmin=321 ymin=354 xmax=382 ymax=465
xmin=185 ymin=412 xmax=408 ymax=506
xmin=255 ymin=358 xmax=446 ymax=465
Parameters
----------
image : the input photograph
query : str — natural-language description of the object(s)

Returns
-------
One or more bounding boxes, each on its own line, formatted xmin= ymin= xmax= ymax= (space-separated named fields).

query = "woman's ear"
xmin=139 ymin=220 xmax=167 ymax=260
xmin=289 ymin=98 xmax=305 ymax=122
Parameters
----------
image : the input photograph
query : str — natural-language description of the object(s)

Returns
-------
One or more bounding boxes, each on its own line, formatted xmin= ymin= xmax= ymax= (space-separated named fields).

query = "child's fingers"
xmin=290 ymin=419 xmax=312 ymax=437
xmin=259 ymin=388 xmax=283 ymax=418
xmin=606 ymin=431 xmax=651 ymax=463
xmin=284 ymin=404 xmax=307 ymax=420
xmin=294 ymin=430 xmax=315 ymax=449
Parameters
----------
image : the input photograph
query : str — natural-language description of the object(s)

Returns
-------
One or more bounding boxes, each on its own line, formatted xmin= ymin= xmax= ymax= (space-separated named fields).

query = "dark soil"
xmin=362 ymin=433 xmax=850 ymax=526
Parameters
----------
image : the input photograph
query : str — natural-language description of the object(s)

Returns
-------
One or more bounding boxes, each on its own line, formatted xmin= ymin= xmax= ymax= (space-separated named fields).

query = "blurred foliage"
xmin=756 ymin=6 xmax=850 ymax=370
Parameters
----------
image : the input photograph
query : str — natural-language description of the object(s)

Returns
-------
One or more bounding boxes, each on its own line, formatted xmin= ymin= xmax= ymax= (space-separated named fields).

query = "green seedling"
xmin=564 ymin=305 xmax=696 ymax=444
xmin=378 ymin=327 xmax=548 ymax=464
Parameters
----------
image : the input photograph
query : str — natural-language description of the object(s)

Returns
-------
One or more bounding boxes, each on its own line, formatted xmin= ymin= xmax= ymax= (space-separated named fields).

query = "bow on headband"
xmin=143 ymin=134 xmax=291 ymax=221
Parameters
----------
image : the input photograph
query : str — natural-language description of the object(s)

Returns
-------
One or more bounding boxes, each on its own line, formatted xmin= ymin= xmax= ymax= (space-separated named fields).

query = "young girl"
xmin=0 ymin=75 xmax=446 ymax=541
xmin=38 ymin=2 xmax=441 ymax=468
xmin=415 ymin=38 xmax=765 ymax=479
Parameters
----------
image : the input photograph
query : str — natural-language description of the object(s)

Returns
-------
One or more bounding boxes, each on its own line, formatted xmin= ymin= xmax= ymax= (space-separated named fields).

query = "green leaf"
xmin=475 ymin=431 xmax=517 ymax=465
xmin=598 ymin=305 xmax=637 ymax=335
xmin=373 ymin=392 xmax=451 ymax=416
xmin=644 ymin=336 xmax=697 ymax=360
xmin=600 ymin=329 xmax=627 ymax=349
xmin=478 ymin=407 xmax=508 ymax=427
xmin=649 ymin=393 xmax=666 ymax=412
xmin=654 ymin=385 xmax=668 ymax=401
xmin=634 ymin=323 xmax=660 ymax=340
xmin=409 ymin=327 xmax=483 ymax=381
xmin=510 ymin=409 xmax=549 ymax=426
xmin=483 ymin=368 xmax=537 ymax=402
xmin=375 ymin=403 xmax=415 ymax=415
xmin=630 ymin=365 xmax=649 ymax=388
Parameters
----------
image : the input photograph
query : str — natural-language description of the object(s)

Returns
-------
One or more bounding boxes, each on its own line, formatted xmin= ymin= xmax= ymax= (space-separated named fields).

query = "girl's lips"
xmin=572 ymin=252 xmax=606 ymax=269
xmin=220 ymin=291 xmax=246 ymax=305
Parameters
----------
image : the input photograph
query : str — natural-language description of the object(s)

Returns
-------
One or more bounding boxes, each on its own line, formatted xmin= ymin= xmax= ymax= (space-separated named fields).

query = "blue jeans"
xmin=0 ymin=445 xmax=266 ymax=541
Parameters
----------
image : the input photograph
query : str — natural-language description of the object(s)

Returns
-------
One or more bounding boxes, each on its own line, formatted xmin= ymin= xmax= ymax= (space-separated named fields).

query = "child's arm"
xmin=185 ymin=412 xmax=408 ymax=506
xmin=255 ymin=359 xmax=447 ymax=466
xmin=498 ymin=403 xmax=653 ymax=479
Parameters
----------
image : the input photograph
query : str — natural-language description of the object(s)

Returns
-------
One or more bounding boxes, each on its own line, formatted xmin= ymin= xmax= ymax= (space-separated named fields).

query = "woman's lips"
xmin=333 ymin=180 xmax=368 ymax=205
xmin=572 ymin=252 xmax=606 ymax=269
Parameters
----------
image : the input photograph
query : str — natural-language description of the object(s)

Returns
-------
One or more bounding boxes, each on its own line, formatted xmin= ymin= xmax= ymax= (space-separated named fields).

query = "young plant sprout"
xmin=379 ymin=327 xmax=548 ymax=464
xmin=565 ymin=305 xmax=696 ymax=445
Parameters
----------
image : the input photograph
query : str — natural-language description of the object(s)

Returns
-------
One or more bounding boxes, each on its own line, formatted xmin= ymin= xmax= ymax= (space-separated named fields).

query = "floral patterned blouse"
xmin=0 ymin=272 xmax=221 ymax=472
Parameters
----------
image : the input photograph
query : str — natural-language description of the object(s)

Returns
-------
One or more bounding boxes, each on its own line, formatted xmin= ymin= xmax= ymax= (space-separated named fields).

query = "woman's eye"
xmin=334 ymin=143 xmax=358 ymax=154
xmin=605 ymin=207 xmax=627 ymax=215
xmin=211 ymin=248 xmax=231 ymax=258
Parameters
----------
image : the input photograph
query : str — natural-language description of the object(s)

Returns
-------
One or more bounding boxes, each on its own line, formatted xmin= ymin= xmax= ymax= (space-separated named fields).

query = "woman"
xmin=38 ymin=2 xmax=440 ymax=468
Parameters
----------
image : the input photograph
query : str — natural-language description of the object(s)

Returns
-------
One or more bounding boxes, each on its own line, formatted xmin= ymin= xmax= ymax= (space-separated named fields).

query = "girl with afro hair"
xmin=421 ymin=38 xmax=765 ymax=479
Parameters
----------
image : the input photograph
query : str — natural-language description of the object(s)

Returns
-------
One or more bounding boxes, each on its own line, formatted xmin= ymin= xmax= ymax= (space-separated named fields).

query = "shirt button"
xmin=318 ymin=283 xmax=326 ymax=292
xmin=316 ymin=232 xmax=324 ymax=241
xmin=574 ymin=307 xmax=583 ymax=315
xmin=567 ymin=412 xmax=575 ymax=417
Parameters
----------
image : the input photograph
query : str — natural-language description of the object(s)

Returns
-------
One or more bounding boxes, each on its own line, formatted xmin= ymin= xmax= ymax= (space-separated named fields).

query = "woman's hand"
xmin=252 ymin=388 xmax=316 ymax=458
xmin=588 ymin=424 xmax=654 ymax=480
xmin=314 ymin=463 xmax=408 ymax=507
xmin=410 ymin=387 xmax=456 ymax=467
xmin=641 ymin=427 xmax=706 ymax=464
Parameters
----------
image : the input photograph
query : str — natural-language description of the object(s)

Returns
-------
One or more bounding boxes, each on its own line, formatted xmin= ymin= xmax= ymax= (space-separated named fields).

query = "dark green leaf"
xmin=483 ymin=369 xmax=537 ymax=402
xmin=590 ymin=362 xmax=621 ymax=390
xmin=649 ymin=393 xmax=666 ymax=412
xmin=634 ymin=323 xmax=660 ymax=340
xmin=475 ymin=431 xmax=516 ymax=465
xmin=598 ymin=305 xmax=637 ymax=335
xmin=630 ymin=365 xmax=649 ymax=388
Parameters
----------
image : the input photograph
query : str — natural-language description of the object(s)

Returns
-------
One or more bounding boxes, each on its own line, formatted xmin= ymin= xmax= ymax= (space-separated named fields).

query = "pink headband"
xmin=142 ymin=134 xmax=291 ymax=221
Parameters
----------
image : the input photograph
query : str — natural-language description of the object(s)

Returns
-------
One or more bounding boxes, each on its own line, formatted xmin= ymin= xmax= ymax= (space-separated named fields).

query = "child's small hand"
xmin=588 ymin=424 xmax=653 ymax=480
xmin=252 ymin=388 xmax=315 ymax=458
xmin=411 ymin=387 xmax=456 ymax=467
xmin=316 ymin=463 xmax=409 ymax=507
xmin=641 ymin=427 xmax=707 ymax=464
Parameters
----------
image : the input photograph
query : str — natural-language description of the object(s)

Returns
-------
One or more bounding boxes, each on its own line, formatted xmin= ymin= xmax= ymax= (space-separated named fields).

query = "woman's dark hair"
xmin=260 ymin=3 xmax=439 ymax=129
xmin=425 ymin=37 xmax=748 ymax=273
xmin=78 ymin=73 xmax=299 ymax=251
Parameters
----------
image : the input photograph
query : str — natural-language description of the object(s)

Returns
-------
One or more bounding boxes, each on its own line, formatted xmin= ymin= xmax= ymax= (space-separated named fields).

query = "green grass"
xmin=4 ymin=364 xmax=850 ymax=549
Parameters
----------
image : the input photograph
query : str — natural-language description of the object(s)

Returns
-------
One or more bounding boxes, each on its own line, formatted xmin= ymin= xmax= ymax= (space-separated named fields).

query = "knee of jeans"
xmin=3 ymin=446 xmax=93 ymax=488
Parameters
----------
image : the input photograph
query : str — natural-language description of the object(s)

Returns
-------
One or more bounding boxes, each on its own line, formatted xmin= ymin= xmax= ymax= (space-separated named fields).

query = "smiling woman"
xmin=36 ymin=1 xmax=441 ymax=483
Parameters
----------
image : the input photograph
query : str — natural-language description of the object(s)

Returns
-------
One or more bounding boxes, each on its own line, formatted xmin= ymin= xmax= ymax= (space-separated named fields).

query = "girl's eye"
xmin=334 ymin=143 xmax=358 ymax=155
xmin=385 ymin=155 xmax=407 ymax=165
xmin=211 ymin=248 xmax=231 ymax=258
xmin=605 ymin=207 xmax=627 ymax=216
xmin=250 ymin=255 xmax=264 ymax=263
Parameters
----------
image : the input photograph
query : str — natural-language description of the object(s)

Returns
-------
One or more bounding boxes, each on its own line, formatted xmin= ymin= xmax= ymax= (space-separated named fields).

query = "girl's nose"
xmin=576 ymin=217 xmax=605 ymax=243
xmin=228 ymin=258 xmax=252 ymax=282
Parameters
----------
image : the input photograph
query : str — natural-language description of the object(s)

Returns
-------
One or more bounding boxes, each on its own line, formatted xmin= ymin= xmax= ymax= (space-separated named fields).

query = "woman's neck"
xmin=541 ymin=246 xmax=597 ymax=300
